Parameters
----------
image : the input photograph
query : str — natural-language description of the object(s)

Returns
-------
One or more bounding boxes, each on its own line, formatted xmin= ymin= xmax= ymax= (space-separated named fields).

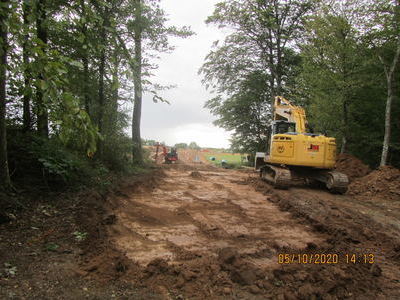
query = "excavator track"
xmin=260 ymin=165 xmax=349 ymax=194
xmin=323 ymin=170 xmax=349 ymax=194
xmin=305 ymin=169 xmax=349 ymax=194
xmin=260 ymin=164 xmax=291 ymax=189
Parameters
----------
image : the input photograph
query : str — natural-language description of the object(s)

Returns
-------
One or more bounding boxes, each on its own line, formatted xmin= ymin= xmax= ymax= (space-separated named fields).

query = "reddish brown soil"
xmin=348 ymin=166 xmax=400 ymax=202
xmin=84 ymin=150 xmax=400 ymax=299
xmin=335 ymin=153 xmax=371 ymax=182
xmin=2 ymin=151 xmax=400 ymax=299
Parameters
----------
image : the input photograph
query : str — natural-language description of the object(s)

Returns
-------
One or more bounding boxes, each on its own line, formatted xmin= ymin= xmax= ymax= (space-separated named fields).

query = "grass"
xmin=202 ymin=152 xmax=248 ymax=168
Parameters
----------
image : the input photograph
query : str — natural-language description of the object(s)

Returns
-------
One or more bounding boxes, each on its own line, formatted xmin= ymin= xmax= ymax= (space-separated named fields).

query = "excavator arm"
xmin=273 ymin=96 xmax=307 ymax=133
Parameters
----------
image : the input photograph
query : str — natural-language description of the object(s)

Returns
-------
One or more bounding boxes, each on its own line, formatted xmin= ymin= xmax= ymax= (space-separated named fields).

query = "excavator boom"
xmin=274 ymin=96 xmax=307 ymax=133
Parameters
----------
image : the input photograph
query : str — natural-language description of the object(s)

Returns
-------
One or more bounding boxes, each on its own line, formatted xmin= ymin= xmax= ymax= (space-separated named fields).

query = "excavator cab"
xmin=272 ymin=121 xmax=296 ymax=134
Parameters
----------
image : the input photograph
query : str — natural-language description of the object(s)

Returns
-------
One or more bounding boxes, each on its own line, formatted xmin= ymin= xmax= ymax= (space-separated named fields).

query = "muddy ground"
xmin=1 ymin=151 xmax=400 ymax=299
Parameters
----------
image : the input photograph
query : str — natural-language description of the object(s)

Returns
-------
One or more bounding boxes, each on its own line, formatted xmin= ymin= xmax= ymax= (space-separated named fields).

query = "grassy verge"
xmin=202 ymin=152 xmax=249 ymax=169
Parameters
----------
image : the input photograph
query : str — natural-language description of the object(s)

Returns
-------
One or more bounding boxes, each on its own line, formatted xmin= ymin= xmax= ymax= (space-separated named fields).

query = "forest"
xmin=0 ymin=0 xmax=399 ymax=189
xmin=0 ymin=0 xmax=191 ymax=191
xmin=201 ymin=0 xmax=400 ymax=169
xmin=1 ymin=1 xmax=400 ymax=299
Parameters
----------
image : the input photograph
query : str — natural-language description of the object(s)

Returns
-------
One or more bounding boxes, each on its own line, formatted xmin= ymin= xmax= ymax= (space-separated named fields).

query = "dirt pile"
xmin=218 ymin=248 xmax=263 ymax=286
xmin=348 ymin=166 xmax=400 ymax=201
xmin=189 ymin=171 xmax=204 ymax=179
xmin=335 ymin=153 xmax=371 ymax=182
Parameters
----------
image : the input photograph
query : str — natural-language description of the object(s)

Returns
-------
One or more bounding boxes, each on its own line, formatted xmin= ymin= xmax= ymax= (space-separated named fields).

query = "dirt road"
xmin=91 ymin=154 xmax=400 ymax=299
xmin=2 ymin=152 xmax=400 ymax=299
xmin=111 ymin=166 xmax=324 ymax=267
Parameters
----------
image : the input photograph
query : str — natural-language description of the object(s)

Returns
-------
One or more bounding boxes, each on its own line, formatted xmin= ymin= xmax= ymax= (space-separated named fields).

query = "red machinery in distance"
xmin=154 ymin=143 xmax=178 ymax=164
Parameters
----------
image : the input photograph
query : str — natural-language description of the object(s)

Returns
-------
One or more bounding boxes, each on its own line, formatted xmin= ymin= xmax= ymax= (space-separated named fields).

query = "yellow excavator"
xmin=255 ymin=96 xmax=349 ymax=194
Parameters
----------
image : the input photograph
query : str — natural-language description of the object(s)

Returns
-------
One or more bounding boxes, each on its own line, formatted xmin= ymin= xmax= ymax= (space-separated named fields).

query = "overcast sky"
xmin=140 ymin=0 xmax=232 ymax=148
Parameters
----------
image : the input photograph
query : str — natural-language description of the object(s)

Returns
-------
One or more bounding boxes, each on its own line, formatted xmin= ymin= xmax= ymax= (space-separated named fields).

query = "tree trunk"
xmin=98 ymin=51 xmax=105 ymax=136
xmin=341 ymin=94 xmax=349 ymax=154
xmin=111 ymin=54 xmax=119 ymax=128
xmin=380 ymin=1 xmax=400 ymax=166
xmin=340 ymin=98 xmax=349 ymax=154
xmin=80 ymin=0 xmax=90 ymax=115
xmin=22 ymin=0 xmax=31 ymax=132
xmin=97 ymin=5 xmax=110 ymax=157
xmin=380 ymin=73 xmax=394 ymax=166
xmin=0 ymin=0 xmax=10 ymax=188
xmin=132 ymin=0 xmax=143 ymax=164
xmin=36 ymin=0 xmax=48 ymax=138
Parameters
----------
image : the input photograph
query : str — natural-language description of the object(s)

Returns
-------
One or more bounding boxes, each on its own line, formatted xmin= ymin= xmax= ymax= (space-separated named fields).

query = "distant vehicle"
xmin=163 ymin=147 xmax=178 ymax=164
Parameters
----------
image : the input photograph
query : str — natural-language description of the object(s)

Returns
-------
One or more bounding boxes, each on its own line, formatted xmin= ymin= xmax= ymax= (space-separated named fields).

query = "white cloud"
xmin=143 ymin=122 xmax=231 ymax=148
xmin=140 ymin=0 xmax=232 ymax=149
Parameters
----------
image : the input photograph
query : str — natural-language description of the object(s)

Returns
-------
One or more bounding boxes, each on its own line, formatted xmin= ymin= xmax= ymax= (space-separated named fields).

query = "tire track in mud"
xmin=250 ymin=177 xmax=400 ymax=299
xmin=110 ymin=166 xmax=325 ymax=268
xmin=80 ymin=157 xmax=400 ymax=298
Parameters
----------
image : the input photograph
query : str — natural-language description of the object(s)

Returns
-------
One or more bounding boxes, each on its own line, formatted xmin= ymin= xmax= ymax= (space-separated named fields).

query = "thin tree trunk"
xmin=380 ymin=1 xmax=400 ymax=166
xmin=132 ymin=0 xmax=143 ymax=164
xmin=0 ymin=0 xmax=10 ymax=188
xmin=111 ymin=54 xmax=119 ymax=128
xmin=340 ymin=136 xmax=347 ymax=154
xmin=22 ymin=0 xmax=31 ymax=132
xmin=97 ymin=50 xmax=105 ymax=157
xmin=80 ymin=0 xmax=90 ymax=115
xmin=98 ymin=52 xmax=105 ymax=134
xmin=276 ymin=36 xmax=282 ymax=96
xmin=380 ymin=73 xmax=394 ymax=166
xmin=97 ymin=4 xmax=110 ymax=157
xmin=36 ymin=0 xmax=48 ymax=138
xmin=340 ymin=98 xmax=348 ymax=154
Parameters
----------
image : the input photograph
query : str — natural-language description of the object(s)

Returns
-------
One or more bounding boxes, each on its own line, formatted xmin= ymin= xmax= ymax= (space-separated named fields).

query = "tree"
xmin=371 ymin=0 xmax=400 ymax=166
xmin=131 ymin=0 xmax=143 ymax=164
xmin=299 ymin=12 xmax=365 ymax=153
xmin=189 ymin=142 xmax=200 ymax=150
xmin=0 ymin=0 xmax=10 ymax=188
xmin=353 ymin=0 xmax=400 ymax=165
xmin=110 ymin=0 xmax=192 ymax=164
xmin=22 ymin=0 xmax=32 ymax=132
xmin=206 ymin=71 xmax=271 ymax=155
xmin=174 ymin=143 xmax=188 ymax=149
xmin=200 ymin=0 xmax=314 ymax=153
xmin=0 ymin=0 xmax=193 ymax=193
xmin=36 ymin=0 xmax=49 ymax=138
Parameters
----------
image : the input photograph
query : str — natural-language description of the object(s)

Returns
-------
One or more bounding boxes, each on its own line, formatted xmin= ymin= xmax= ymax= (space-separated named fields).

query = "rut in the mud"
xmin=80 ymin=160 xmax=400 ymax=299
xmin=110 ymin=167 xmax=324 ymax=267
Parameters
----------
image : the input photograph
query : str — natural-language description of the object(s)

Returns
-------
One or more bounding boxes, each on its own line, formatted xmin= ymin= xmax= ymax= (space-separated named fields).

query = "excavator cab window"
xmin=273 ymin=121 xmax=296 ymax=134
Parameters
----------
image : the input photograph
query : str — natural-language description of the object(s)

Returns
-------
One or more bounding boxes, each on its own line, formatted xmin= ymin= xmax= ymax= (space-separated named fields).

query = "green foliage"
xmin=202 ymin=0 xmax=400 ymax=168
xmin=102 ymin=133 xmax=134 ymax=172
xmin=45 ymin=242 xmax=59 ymax=252
xmin=174 ymin=143 xmax=188 ymax=149
xmin=72 ymin=231 xmax=88 ymax=241
xmin=204 ymin=152 xmax=248 ymax=169
xmin=29 ymin=137 xmax=93 ymax=184
xmin=297 ymin=4 xmax=400 ymax=167
xmin=201 ymin=0 xmax=313 ymax=155
xmin=188 ymin=141 xmax=200 ymax=150
xmin=2 ymin=0 xmax=194 ymax=191
xmin=206 ymin=71 xmax=272 ymax=155
xmin=6 ymin=130 xmax=112 ymax=190
xmin=3 ymin=263 xmax=17 ymax=277
xmin=298 ymin=13 xmax=365 ymax=151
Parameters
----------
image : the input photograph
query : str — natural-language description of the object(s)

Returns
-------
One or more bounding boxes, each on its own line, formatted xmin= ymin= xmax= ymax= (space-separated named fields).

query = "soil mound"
xmin=189 ymin=171 xmax=204 ymax=179
xmin=335 ymin=153 xmax=371 ymax=182
xmin=348 ymin=166 xmax=400 ymax=201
